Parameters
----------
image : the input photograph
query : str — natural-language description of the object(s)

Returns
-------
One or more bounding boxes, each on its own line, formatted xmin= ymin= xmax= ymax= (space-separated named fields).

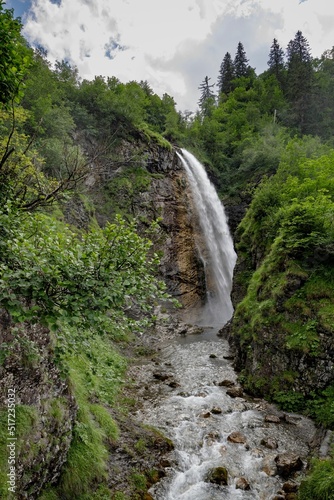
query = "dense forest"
xmin=0 ymin=1 xmax=334 ymax=498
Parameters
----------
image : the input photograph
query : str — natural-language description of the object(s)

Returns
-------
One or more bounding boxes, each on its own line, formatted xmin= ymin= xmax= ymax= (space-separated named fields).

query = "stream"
xmin=137 ymin=327 xmax=316 ymax=500
xmin=134 ymin=150 xmax=316 ymax=499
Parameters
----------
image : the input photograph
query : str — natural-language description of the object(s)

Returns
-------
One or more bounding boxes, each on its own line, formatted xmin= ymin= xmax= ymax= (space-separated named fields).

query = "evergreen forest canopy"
xmin=0 ymin=1 xmax=334 ymax=498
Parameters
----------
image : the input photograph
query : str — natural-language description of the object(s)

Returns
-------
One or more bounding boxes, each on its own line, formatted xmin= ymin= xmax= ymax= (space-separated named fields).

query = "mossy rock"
xmin=205 ymin=466 xmax=228 ymax=485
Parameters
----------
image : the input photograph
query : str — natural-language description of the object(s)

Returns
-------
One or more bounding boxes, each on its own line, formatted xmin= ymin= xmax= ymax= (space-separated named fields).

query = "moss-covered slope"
xmin=229 ymin=139 xmax=334 ymax=421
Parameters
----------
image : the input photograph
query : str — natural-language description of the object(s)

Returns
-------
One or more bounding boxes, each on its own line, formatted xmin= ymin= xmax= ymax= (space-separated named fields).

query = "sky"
xmin=4 ymin=0 xmax=334 ymax=111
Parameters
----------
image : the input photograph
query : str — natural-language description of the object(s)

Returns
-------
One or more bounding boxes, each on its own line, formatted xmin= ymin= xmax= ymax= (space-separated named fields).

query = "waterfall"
xmin=138 ymin=150 xmax=314 ymax=500
xmin=177 ymin=149 xmax=237 ymax=326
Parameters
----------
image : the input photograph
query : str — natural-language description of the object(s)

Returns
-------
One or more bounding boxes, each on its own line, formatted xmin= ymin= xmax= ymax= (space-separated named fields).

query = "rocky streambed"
xmin=129 ymin=318 xmax=319 ymax=500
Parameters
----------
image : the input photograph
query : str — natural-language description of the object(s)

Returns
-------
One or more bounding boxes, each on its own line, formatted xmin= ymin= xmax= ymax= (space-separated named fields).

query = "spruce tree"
xmin=198 ymin=76 xmax=215 ymax=115
xmin=268 ymin=38 xmax=285 ymax=84
xmin=217 ymin=52 xmax=235 ymax=95
xmin=234 ymin=42 xmax=249 ymax=78
xmin=287 ymin=30 xmax=312 ymax=65
xmin=286 ymin=30 xmax=314 ymax=133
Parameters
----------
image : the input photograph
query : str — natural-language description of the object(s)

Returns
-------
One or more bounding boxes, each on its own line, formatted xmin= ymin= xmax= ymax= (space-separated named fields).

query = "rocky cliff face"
xmin=83 ymin=138 xmax=207 ymax=312
xmin=0 ymin=310 xmax=76 ymax=498
xmin=146 ymin=149 xmax=206 ymax=310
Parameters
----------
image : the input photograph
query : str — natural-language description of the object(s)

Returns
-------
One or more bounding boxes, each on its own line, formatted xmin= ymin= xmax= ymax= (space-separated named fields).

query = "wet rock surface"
xmin=227 ymin=431 xmax=247 ymax=444
xmin=205 ymin=466 xmax=228 ymax=485
xmin=275 ymin=453 xmax=304 ymax=478
xmin=236 ymin=477 xmax=251 ymax=490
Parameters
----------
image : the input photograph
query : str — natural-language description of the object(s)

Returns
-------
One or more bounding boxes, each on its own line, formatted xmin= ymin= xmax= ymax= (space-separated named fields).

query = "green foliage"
xmin=299 ymin=456 xmax=334 ymax=500
xmin=104 ymin=165 xmax=152 ymax=217
xmin=89 ymin=405 xmax=119 ymax=441
xmin=21 ymin=51 xmax=74 ymax=137
xmin=231 ymin=140 xmax=334 ymax=402
xmin=0 ymin=1 xmax=32 ymax=106
xmin=51 ymin=342 xmax=125 ymax=498
xmin=0 ymin=405 xmax=38 ymax=497
xmin=306 ymin=384 xmax=334 ymax=428
xmin=273 ymin=390 xmax=305 ymax=412
xmin=0 ymin=107 xmax=58 ymax=205
xmin=140 ymin=123 xmax=172 ymax=149
xmin=130 ymin=471 xmax=147 ymax=492
xmin=0 ymin=207 xmax=168 ymax=334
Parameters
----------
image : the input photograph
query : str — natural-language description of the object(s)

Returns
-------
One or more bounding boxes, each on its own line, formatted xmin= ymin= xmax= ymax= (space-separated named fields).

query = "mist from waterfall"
xmin=177 ymin=149 xmax=237 ymax=326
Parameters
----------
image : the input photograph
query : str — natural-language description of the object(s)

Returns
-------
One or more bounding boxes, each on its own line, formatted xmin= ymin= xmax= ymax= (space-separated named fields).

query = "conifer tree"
xmin=268 ymin=38 xmax=285 ymax=84
xmin=287 ymin=30 xmax=312 ymax=65
xmin=217 ymin=52 xmax=235 ymax=95
xmin=198 ymin=76 xmax=215 ymax=115
xmin=286 ymin=30 xmax=314 ymax=133
xmin=234 ymin=42 xmax=250 ymax=78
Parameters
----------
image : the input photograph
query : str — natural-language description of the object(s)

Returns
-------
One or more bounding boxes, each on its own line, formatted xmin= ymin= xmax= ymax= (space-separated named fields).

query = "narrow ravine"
xmin=136 ymin=328 xmax=315 ymax=499
xmin=134 ymin=151 xmax=316 ymax=499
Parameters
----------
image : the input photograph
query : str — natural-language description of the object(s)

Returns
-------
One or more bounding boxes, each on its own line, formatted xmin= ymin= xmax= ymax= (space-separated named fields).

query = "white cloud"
xmin=22 ymin=0 xmax=334 ymax=111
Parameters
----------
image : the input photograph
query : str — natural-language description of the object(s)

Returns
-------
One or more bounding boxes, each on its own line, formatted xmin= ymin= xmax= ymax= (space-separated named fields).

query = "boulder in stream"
xmin=227 ymin=431 xmax=247 ymax=444
xmin=153 ymin=372 xmax=170 ymax=381
xmin=261 ymin=437 xmax=278 ymax=449
xmin=226 ymin=386 xmax=243 ymax=398
xmin=283 ymin=481 xmax=298 ymax=493
xmin=275 ymin=453 xmax=303 ymax=478
xmin=205 ymin=466 xmax=228 ymax=485
xmin=265 ymin=414 xmax=281 ymax=423
xmin=235 ymin=477 xmax=250 ymax=490
xmin=217 ymin=379 xmax=235 ymax=387
xmin=211 ymin=406 xmax=222 ymax=414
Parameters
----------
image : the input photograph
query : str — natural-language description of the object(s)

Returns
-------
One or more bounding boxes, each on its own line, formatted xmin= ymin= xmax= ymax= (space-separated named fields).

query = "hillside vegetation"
xmin=1 ymin=2 xmax=334 ymax=498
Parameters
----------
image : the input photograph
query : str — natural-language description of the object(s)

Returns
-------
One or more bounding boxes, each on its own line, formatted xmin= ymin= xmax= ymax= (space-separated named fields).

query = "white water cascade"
xmin=134 ymin=150 xmax=315 ymax=500
xmin=177 ymin=149 xmax=237 ymax=326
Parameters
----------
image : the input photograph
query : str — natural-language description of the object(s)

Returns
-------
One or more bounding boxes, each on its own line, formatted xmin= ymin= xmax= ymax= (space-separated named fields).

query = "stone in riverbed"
xmin=218 ymin=379 xmax=235 ymax=387
xmin=168 ymin=380 xmax=180 ymax=388
xmin=283 ymin=481 xmax=298 ymax=493
xmin=227 ymin=431 xmax=247 ymax=444
xmin=205 ymin=466 xmax=228 ymax=485
xmin=206 ymin=431 xmax=220 ymax=443
xmin=153 ymin=372 xmax=170 ymax=381
xmin=261 ymin=437 xmax=278 ymax=449
xmin=262 ymin=464 xmax=276 ymax=476
xmin=235 ymin=477 xmax=250 ymax=490
xmin=226 ymin=387 xmax=243 ymax=398
xmin=211 ymin=406 xmax=222 ymax=414
xmin=265 ymin=414 xmax=281 ymax=423
xmin=275 ymin=453 xmax=303 ymax=478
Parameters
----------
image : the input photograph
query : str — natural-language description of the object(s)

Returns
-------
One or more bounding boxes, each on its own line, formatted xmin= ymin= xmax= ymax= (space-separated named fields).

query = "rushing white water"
xmin=134 ymin=150 xmax=315 ymax=500
xmin=138 ymin=333 xmax=315 ymax=500
xmin=177 ymin=149 xmax=237 ymax=326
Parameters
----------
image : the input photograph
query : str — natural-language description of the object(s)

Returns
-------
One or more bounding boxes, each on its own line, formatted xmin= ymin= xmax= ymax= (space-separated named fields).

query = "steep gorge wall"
xmin=84 ymin=138 xmax=207 ymax=311
xmin=225 ymin=161 xmax=334 ymax=412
